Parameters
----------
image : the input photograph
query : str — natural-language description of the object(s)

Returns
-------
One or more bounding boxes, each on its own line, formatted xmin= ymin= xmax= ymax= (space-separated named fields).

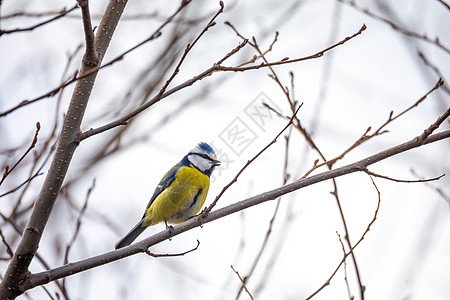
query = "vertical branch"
xmin=77 ymin=0 xmax=98 ymax=66
xmin=0 ymin=0 xmax=128 ymax=299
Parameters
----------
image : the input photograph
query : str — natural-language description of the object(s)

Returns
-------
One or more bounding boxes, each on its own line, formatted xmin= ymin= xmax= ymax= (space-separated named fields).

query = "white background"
xmin=1 ymin=0 xmax=449 ymax=299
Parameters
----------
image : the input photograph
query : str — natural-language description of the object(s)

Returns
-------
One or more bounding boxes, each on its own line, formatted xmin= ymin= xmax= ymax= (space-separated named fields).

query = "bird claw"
xmin=165 ymin=220 xmax=174 ymax=240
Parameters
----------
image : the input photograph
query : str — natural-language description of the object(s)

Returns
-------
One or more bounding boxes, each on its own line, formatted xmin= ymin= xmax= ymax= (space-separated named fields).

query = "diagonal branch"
xmin=338 ymin=0 xmax=450 ymax=54
xmin=305 ymin=175 xmax=382 ymax=300
xmin=437 ymin=0 xmax=450 ymax=10
xmin=0 ymin=4 xmax=79 ymax=36
xmin=204 ymin=104 xmax=303 ymax=214
xmin=22 ymin=127 xmax=450 ymax=292
xmin=0 ymin=0 xmax=192 ymax=118
xmin=0 ymin=122 xmax=40 ymax=186
xmin=79 ymin=23 xmax=366 ymax=140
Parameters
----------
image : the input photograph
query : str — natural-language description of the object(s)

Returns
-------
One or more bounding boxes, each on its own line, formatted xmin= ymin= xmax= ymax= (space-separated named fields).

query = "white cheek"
xmin=188 ymin=155 xmax=212 ymax=172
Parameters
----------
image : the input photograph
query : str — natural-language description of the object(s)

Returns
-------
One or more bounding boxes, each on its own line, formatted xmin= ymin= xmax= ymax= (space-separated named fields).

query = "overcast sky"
xmin=1 ymin=0 xmax=450 ymax=299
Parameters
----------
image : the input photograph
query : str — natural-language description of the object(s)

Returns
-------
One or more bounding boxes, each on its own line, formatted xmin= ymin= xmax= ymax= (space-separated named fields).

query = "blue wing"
xmin=143 ymin=163 xmax=180 ymax=213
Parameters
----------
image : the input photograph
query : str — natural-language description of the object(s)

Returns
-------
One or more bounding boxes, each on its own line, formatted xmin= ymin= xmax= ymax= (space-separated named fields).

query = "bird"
xmin=115 ymin=142 xmax=221 ymax=249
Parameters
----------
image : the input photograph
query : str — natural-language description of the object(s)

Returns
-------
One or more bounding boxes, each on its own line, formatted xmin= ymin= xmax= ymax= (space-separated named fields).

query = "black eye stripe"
xmin=189 ymin=152 xmax=214 ymax=161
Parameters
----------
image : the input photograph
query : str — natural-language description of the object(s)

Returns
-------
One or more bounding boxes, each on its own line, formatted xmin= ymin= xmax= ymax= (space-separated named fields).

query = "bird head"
xmin=186 ymin=142 xmax=221 ymax=176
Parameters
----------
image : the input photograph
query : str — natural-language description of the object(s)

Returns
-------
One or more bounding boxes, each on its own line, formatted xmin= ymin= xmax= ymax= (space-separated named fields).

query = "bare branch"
xmin=239 ymin=27 xmax=367 ymax=298
xmin=364 ymin=169 xmax=445 ymax=183
xmin=417 ymin=52 xmax=450 ymax=94
xmin=0 ymin=0 xmax=130 ymax=297
xmin=231 ymin=265 xmax=254 ymax=300
xmin=0 ymin=230 xmax=14 ymax=259
xmin=0 ymin=213 xmax=71 ymax=300
xmin=153 ymin=1 xmax=225 ymax=101
xmin=338 ymin=0 xmax=450 ymax=54
xmin=0 ymin=143 xmax=55 ymax=199
xmin=300 ymin=78 xmax=445 ymax=175
xmin=416 ymin=105 xmax=450 ymax=143
xmin=0 ymin=0 xmax=192 ymax=118
xmin=437 ymin=0 xmax=450 ymax=10
xmin=63 ymin=179 xmax=96 ymax=265
xmin=0 ymin=4 xmax=78 ymax=36
xmin=411 ymin=169 xmax=450 ymax=206
xmin=21 ymin=129 xmax=450 ymax=291
xmin=79 ymin=23 xmax=364 ymax=140
xmin=221 ymin=24 xmax=367 ymax=72
xmin=305 ymin=175 xmax=381 ymax=300
xmin=77 ymin=0 xmax=98 ymax=66
xmin=203 ymin=104 xmax=303 ymax=214
xmin=0 ymin=122 xmax=40 ymax=186
xmin=78 ymin=39 xmax=248 ymax=140
xmin=336 ymin=232 xmax=353 ymax=300
xmin=145 ymin=240 xmax=200 ymax=257
xmin=236 ymin=133 xmax=292 ymax=299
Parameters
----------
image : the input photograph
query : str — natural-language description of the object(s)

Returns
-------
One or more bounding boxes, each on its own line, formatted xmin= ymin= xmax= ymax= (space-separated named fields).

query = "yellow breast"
xmin=143 ymin=165 xmax=210 ymax=226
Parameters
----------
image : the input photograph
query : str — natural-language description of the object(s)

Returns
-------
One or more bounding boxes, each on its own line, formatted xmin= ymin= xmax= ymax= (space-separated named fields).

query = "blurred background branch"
xmin=1 ymin=0 xmax=449 ymax=299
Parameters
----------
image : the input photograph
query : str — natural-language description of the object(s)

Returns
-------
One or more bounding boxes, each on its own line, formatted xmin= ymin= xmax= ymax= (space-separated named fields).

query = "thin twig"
xmin=236 ymin=131 xmax=292 ymax=299
xmin=63 ymin=179 xmax=96 ymax=265
xmin=153 ymin=1 xmax=224 ymax=100
xmin=237 ymin=26 xmax=366 ymax=298
xmin=300 ymin=78 xmax=445 ymax=175
xmin=61 ymin=179 xmax=96 ymax=293
xmin=364 ymin=169 xmax=445 ymax=183
xmin=145 ymin=240 xmax=200 ymax=257
xmin=77 ymin=0 xmax=98 ymax=66
xmin=417 ymin=52 xmax=450 ymax=94
xmin=78 ymin=38 xmax=248 ymax=140
xmin=336 ymin=232 xmax=353 ymax=300
xmin=411 ymin=169 xmax=450 ymax=206
xmin=305 ymin=175 xmax=381 ymax=300
xmin=0 ymin=23 xmax=365 ymax=120
xmin=7 ymin=45 xmax=82 ymax=221
xmin=1 ymin=6 xmax=226 ymax=24
xmin=0 ymin=229 xmax=14 ymax=258
xmin=0 ymin=0 xmax=192 ymax=118
xmin=0 ymin=144 xmax=55 ymax=198
xmin=0 ymin=123 xmax=40 ymax=186
xmin=416 ymin=105 xmax=450 ymax=143
xmin=0 ymin=4 xmax=79 ymax=36
xmin=338 ymin=0 xmax=450 ymax=54
xmin=437 ymin=0 xmax=450 ymax=10
xmin=231 ymin=265 xmax=254 ymax=300
xmin=203 ymin=104 xmax=303 ymax=214
xmin=224 ymin=23 xmax=367 ymax=72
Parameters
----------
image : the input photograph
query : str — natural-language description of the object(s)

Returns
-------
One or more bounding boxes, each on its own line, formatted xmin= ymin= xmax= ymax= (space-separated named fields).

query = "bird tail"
xmin=115 ymin=219 xmax=146 ymax=249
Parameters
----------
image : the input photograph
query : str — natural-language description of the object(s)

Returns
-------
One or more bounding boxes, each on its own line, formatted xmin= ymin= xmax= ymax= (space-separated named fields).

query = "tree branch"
xmin=22 ymin=128 xmax=450 ymax=292
xmin=204 ymin=104 xmax=303 ymax=213
xmin=338 ymin=0 xmax=450 ymax=54
xmin=305 ymin=175 xmax=382 ymax=300
xmin=77 ymin=0 xmax=98 ymax=66
xmin=79 ymin=23 xmax=366 ymax=140
xmin=0 ymin=4 xmax=79 ymax=36
xmin=0 ymin=1 xmax=192 ymax=118
xmin=0 ymin=122 xmax=40 ymax=186
xmin=0 ymin=0 xmax=129 ymax=298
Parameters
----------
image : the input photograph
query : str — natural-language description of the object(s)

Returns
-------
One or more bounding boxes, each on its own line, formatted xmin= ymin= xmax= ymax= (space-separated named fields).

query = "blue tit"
xmin=115 ymin=142 xmax=220 ymax=249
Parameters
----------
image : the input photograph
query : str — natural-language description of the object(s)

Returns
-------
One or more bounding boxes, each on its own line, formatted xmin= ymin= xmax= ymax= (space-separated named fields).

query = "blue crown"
xmin=197 ymin=142 xmax=215 ymax=155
